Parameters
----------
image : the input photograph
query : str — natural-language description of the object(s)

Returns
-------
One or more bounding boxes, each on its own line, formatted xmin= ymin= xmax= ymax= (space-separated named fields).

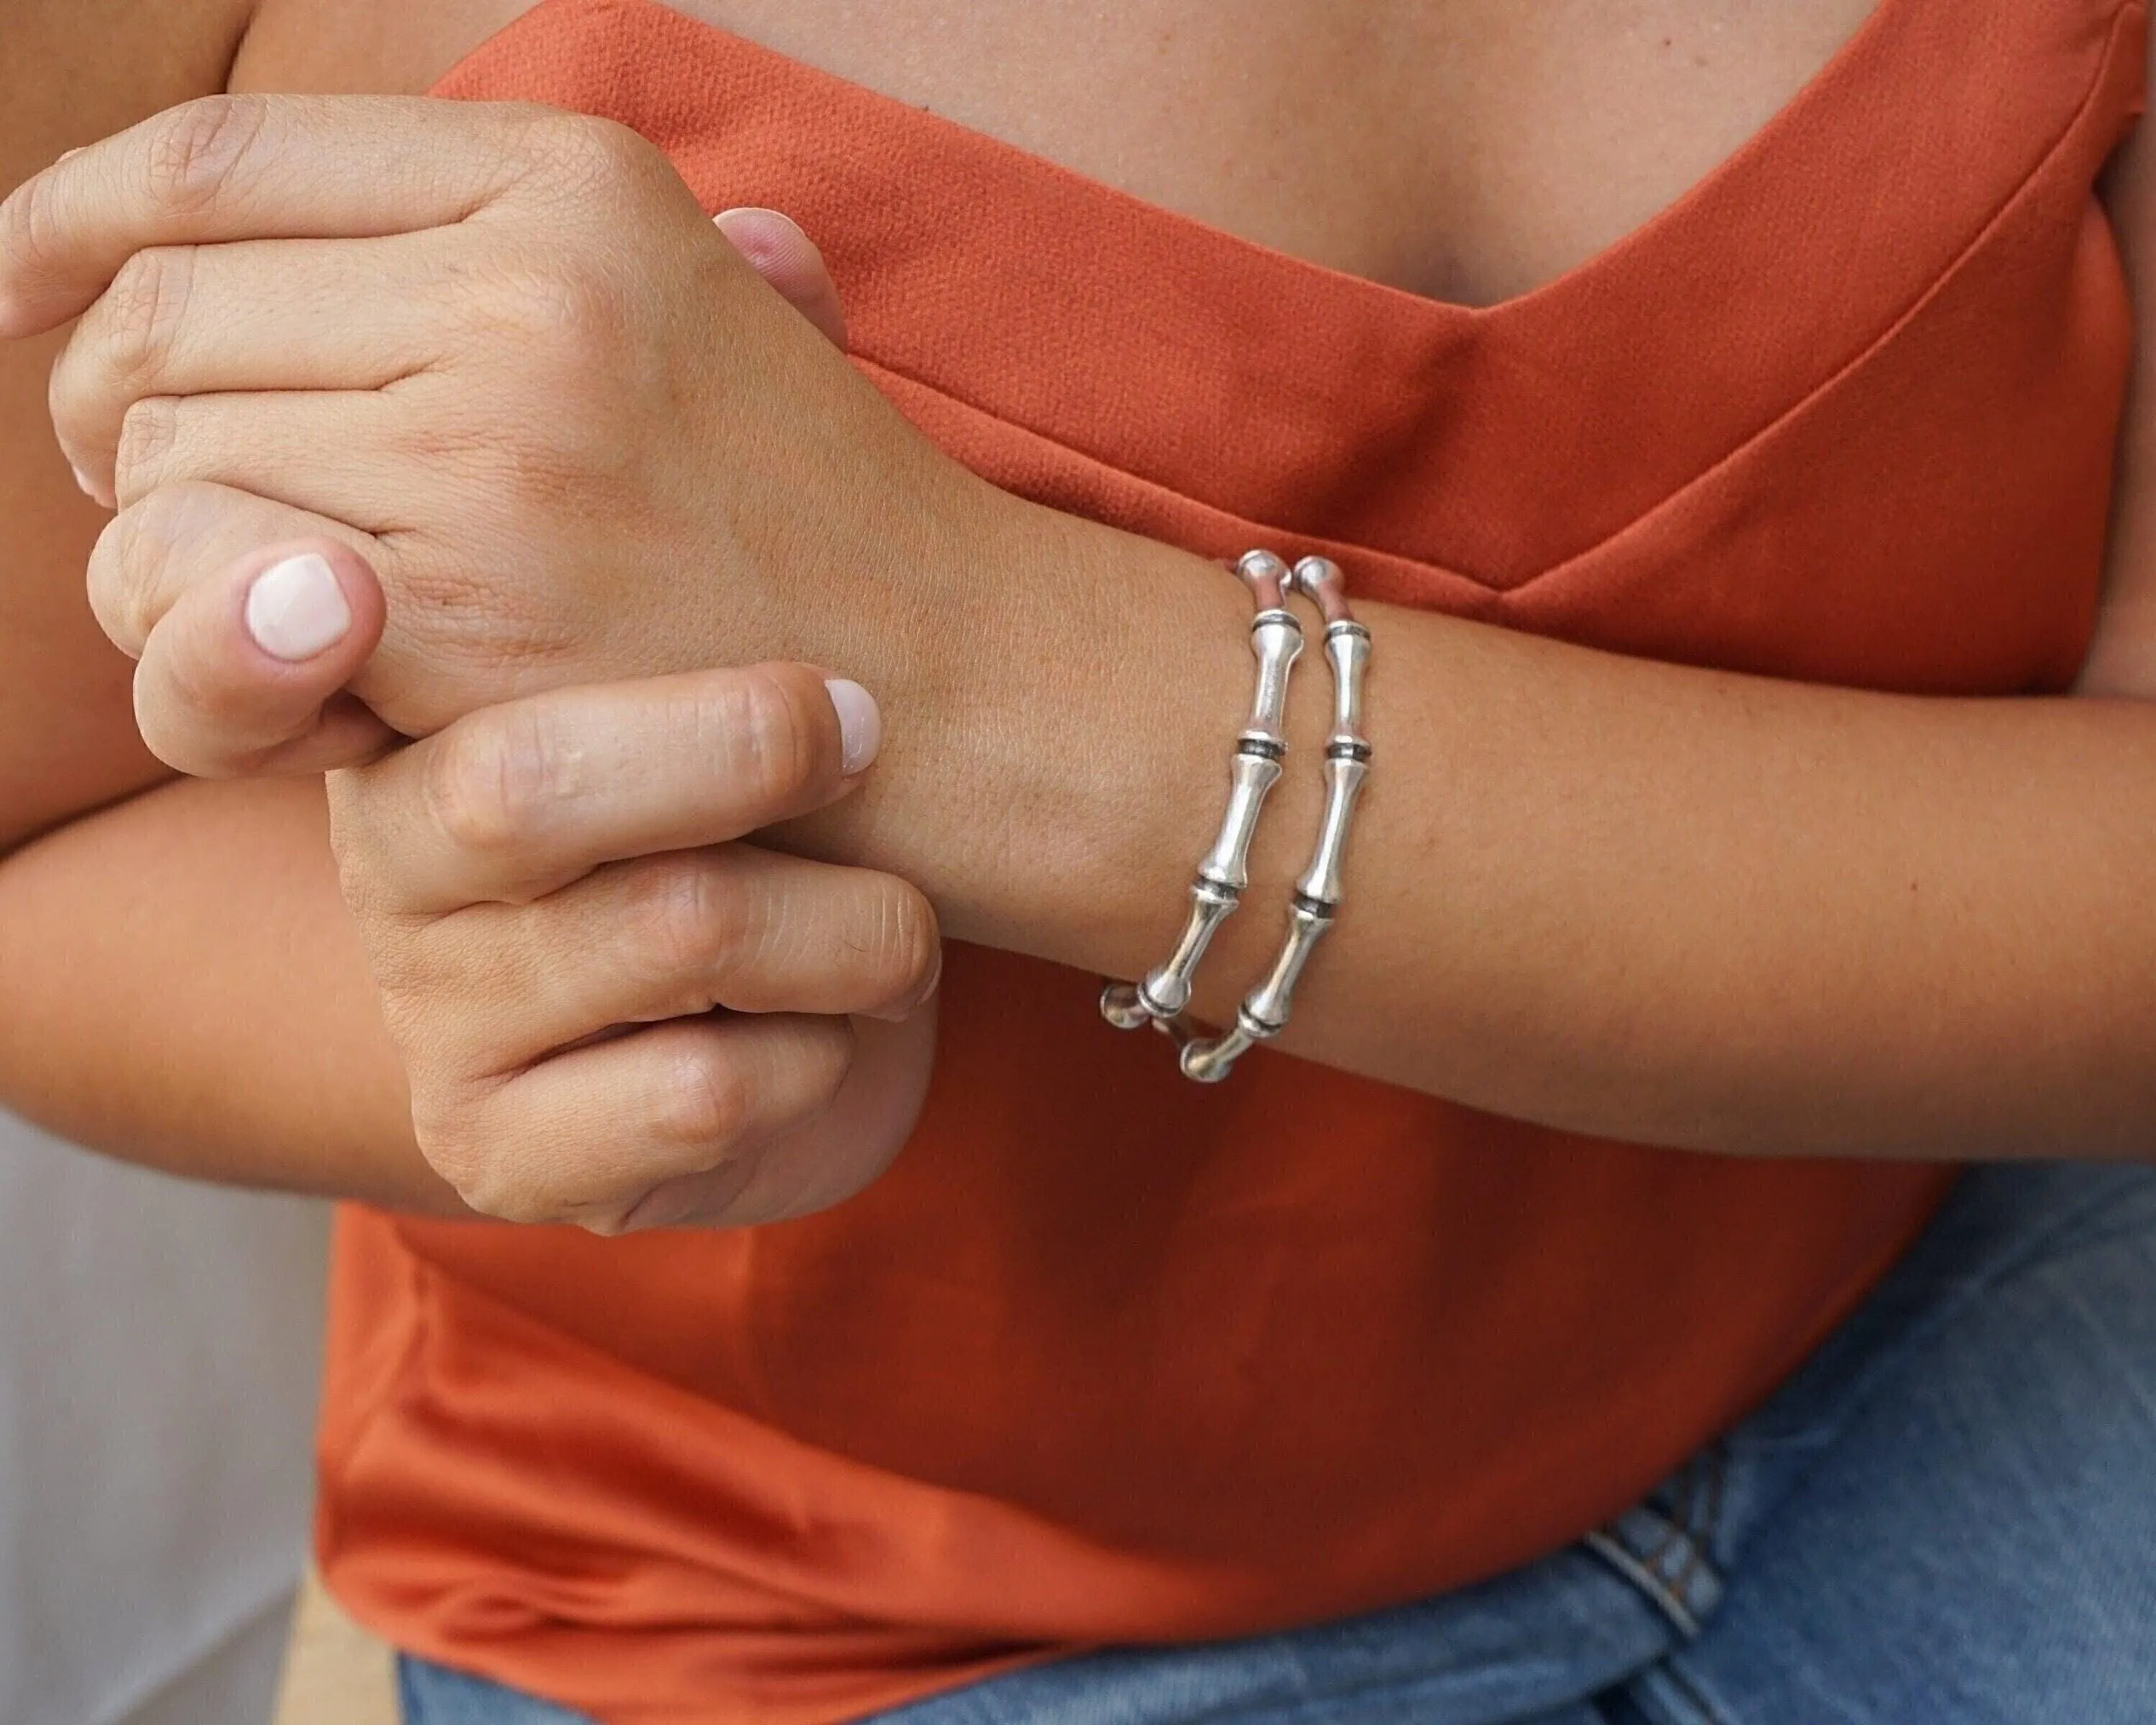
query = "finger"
xmin=106 ymin=386 xmax=520 ymax=540
xmin=51 ymin=233 xmax=450 ymax=507
xmin=626 ymin=1009 xmax=935 ymax=1230
xmin=713 ymin=208 xmax=847 ymax=350
xmin=0 ymin=95 xmax=594 ymax=336
xmin=133 ymin=540 xmax=395 ymax=777
xmin=410 ymin=847 xmax=939 ymax=1072
xmin=332 ymin=666 xmax=883 ymax=912
xmin=95 ymin=408 xmax=657 ymax=746
xmin=436 ymin=1011 xmax=855 ymax=1227
xmin=88 ymin=478 xmax=384 ymax=658
xmin=106 ymin=387 xmax=410 ymax=518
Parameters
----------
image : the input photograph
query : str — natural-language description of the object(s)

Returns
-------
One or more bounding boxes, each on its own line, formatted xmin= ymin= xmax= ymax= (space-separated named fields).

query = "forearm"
xmin=0 ymin=773 xmax=467 ymax=1215
xmin=10 ymin=83 xmax=2147 ymax=1167
xmin=807 ymin=496 xmax=2156 ymax=1162
xmin=0 ymin=0 xmax=262 ymax=855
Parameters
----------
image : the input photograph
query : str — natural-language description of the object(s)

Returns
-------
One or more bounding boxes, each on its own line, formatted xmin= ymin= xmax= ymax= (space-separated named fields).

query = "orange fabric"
xmin=315 ymin=1 xmax=2148 ymax=1720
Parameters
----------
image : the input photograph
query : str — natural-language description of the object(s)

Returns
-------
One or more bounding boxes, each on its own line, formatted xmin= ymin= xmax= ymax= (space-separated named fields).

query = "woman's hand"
xmin=330 ymin=660 xmax=940 ymax=1232
xmin=0 ymin=96 xmax=1002 ymax=755
xmin=0 ymin=107 xmax=952 ymax=1225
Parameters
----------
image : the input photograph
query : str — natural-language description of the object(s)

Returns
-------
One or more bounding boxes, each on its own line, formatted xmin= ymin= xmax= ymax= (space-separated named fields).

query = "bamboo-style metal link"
xmin=1179 ymin=555 xmax=1371 ymax=1083
xmin=1101 ymin=549 xmax=1303 ymax=1035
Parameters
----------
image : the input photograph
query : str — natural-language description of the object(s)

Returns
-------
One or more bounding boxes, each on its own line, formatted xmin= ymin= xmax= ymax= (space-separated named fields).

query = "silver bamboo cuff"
xmin=1100 ymin=549 xmax=1304 ymax=1035
xmin=1179 ymin=556 xmax=1370 ymax=1083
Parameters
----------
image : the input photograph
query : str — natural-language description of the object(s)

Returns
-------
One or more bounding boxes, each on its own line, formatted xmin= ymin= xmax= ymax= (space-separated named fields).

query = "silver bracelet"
xmin=1179 ymin=556 xmax=1371 ymax=1083
xmin=1100 ymin=550 xmax=1304 ymax=1035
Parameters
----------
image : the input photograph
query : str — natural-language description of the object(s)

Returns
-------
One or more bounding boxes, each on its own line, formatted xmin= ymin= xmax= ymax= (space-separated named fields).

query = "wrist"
xmin=786 ymin=487 xmax=1324 ymax=983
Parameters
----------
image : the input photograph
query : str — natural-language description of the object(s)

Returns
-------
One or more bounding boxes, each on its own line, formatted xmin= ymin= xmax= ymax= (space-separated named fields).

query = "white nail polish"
xmin=824 ymin=678 xmax=882 ymax=776
xmin=244 ymin=553 xmax=351 ymax=662
xmin=714 ymin=206 xmax=806 ymax=242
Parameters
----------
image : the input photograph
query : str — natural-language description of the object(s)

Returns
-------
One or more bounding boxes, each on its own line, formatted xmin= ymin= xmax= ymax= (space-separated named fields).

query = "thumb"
xmin=714 ymin=207 xmax=849 ymax=350
xmin=133 ymin=541 xmax=396 ymax=778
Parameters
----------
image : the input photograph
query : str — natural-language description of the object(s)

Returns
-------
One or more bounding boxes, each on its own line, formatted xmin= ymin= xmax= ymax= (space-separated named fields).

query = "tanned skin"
xmin=3 ymin=1 xmax=2155 ymax=1220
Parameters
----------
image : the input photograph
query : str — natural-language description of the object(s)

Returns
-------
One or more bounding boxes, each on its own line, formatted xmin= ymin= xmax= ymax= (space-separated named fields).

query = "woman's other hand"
xmin=329 ymin=661 xmax=939 ymax=1231
xmin=0 ymin=97 xmax=985 ymax=753
xmin=51 ymin=198 xmax=849 ymax=779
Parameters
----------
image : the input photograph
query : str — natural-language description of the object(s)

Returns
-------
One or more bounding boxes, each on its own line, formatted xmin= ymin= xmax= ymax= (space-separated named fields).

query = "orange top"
xmin=316 ymin=2 xmax=2148 ymax=1720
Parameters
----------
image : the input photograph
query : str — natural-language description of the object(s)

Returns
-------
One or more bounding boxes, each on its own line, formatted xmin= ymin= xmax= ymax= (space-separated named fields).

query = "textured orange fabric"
xmin=315 ymin=2 xmax=2148 ymax=1720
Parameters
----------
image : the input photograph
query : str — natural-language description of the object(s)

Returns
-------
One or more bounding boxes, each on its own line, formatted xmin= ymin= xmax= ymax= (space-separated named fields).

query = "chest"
xmin=231 ymin=0 xmax=1879 ymax=305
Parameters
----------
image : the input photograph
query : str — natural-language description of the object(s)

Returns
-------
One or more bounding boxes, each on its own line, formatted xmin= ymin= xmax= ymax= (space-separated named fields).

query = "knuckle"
xmin=864 ymin=875 xmax=941 ymax=1003
xmin=447 ymin=1156 xmax=542 ymax=1223
xmin=791 ymin=1018 xmax=858 ymax=1121
xmin=470 ymin=257 xmax=611 ymax=347
xmin=5 ymin=166 xmax=69 ymax=286
xmin=465 ymin=257 xmax=636 ymax=405
xmin=114 ymin=395 xmax=180 ymax=502
xmin=126 ymin=683 xmax=193 ymax=776
xmin=409 ymin=1098 xmax=529 ymax=1220
xmin=529 ymin=113 xmax=661 ymax=200
xmin=141 ymin=96 xmax=271 ymax=218
xmin=91 ymin=482 xmax=211 ymax=652
xmin=144 ymin=617 xmax=251 ymax=737
xmin=458 ymin=1172 xmax=552 ymax=1226
xmin=97 ymin=247 xmax=195 ymax=394
xmin=407 ymin=1092 xmax=476 ymax=1181
xmin=351 ymin=892 xmax=461 ymax=1005
xmin=355 ymin=925 xmax=431 ymax=1006
xmin=619 ymin=859 xmax=740 ymax=997
xmin=337 ymin=867 xmax=405 ymax=938
xmin=709 ymin=672 xmax=825 ymax=809
xmin=800 ymin=1016 xmax=857 ymax=1098
xmin=654 ymin=1041 xmax=751 ymax=1154
xmin=323 ymin=771 xmax=402 ymax=909
xmin=420 ymin=704 xmax=574 ymax=863
xmin=86 ymin=510 xmax=149 ymax=653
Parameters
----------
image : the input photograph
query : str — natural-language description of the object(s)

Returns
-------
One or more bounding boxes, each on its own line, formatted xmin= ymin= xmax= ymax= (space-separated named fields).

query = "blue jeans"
xmin=397 ymin=1161 xmax=2156 ymax=1724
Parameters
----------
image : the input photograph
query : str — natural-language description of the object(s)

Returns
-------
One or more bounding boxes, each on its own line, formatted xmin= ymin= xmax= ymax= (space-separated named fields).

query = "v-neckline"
xmin=438 ymin=0 xmax=2139 ymax=592
xmin=470 ymin=0 xmax=1904 ymax=322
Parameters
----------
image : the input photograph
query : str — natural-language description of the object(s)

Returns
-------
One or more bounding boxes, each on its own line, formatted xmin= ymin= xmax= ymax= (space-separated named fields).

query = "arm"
xmin=0 ymin=2 xmax=454 ymax=1208
xmin=0 ymin=1 xmax=431 ymax=1201
xmin=8 ymin=94 xmax=2156 ymax=1187
xmin=836 ymin=50 xmax=2156 ymax=1162
xmin=0 ymin=0 xmax=267 ymax=853
xmin=0 ymin=664 xmax=939 ymax=1233
xmin=0 ymin=39 xmax=860 ymax=1217
xmin=0 ymin=772 xmax=468 ymax=1213
xmin=809 ymin=515 xmax=2156 ymax=1163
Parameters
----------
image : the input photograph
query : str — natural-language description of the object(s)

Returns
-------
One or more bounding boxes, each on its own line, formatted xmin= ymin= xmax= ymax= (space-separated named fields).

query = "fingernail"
xmin=824 ymin=678 xmax=882 ymax=776
xmin=68 ymin=461 xmax=97 ymax=500
xmin=714 ymin=207 xmax=808 ymax=265
xmin=912 ymin=941 xmax=944 ymax=1012
xmin=244 ymin=553 xmax=351 ymax=662
xmin=714 ymin=206 xmax=804 ymax=236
